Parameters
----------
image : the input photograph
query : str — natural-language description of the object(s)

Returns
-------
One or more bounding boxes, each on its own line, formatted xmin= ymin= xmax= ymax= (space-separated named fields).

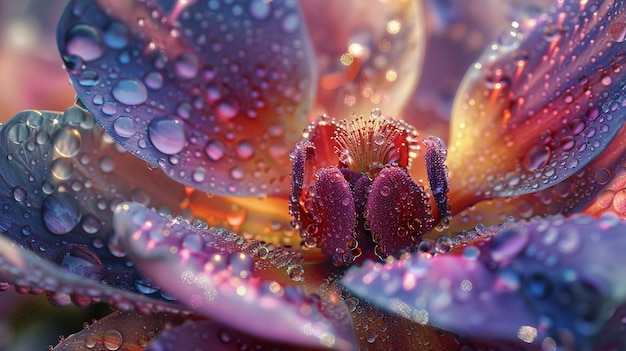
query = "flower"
xmin=2 ymin=0 xmax=626 ymax=350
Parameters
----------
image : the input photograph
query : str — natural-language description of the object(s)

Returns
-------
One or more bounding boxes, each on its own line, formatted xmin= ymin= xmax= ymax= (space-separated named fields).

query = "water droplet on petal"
xmin=56 ymin=244 xmax=104 ymax=280
xmin=111 ymin=79 xmax=148 ymax=105
xmin=611 ymin=22 xmax=626 ymax=42
xmin=144 ymin=71 xmax=164 ymax=89
xmin=205 ymin=139 xmax=226 ymax=161
xmin=524 ymin=146 xmax=551 ymax=172
xmin=148 ymin=117 xmax=186 ymax=155
xmin=43 ymin=192 xmax=81 ymax=235
xmin=103 ymin=329 xmax=123 ymax=350
xmin=103 ymin=21 xmax=129 ymax=49
xmin=53 ymin=128 xmax=82 ymax=157
xmin=7 ymin=122 xmax=30 ymax=144
xmin=175 ymin=52 xmax=199 ymax=79
xmin=250 ymin=0 xmax=271 ymax=20
xmin=236 ymin=140 xmax=255 ymax=159
xmin=113 ymin=116 xmax=136 ymax=138
xmin=65 ymin=24 xmax=105 ymax=61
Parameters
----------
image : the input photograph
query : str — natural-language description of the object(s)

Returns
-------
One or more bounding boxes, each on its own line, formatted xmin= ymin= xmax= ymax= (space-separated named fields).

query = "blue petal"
xmin=0 ymin=108 xmax=187 ymax=299
xmin=57 ymin=0 xmax=316 ymax=197
xmin=342 ymin=213 xmax=626 ymax=349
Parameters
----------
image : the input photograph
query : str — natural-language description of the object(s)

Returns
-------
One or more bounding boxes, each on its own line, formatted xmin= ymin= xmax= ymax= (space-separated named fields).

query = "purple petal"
xmin=343 ymin=213 xmax=626 ymax=349
xmin=448 ymin=0 xmax=626 ymax=203
xmin=113 ymin=203 xmax=357 ymax=350
xmin=0 ymin=235 xmax=182 ymax=313
xmin=146 ymin=319 xmax=336 ymax=351
xmin=0 ymin=108 xmax=188 ymax=298
xmin=57 ymin=0 xmax=316 ymax=197
xmin=52 ymin=310 xmax=185 ymax=351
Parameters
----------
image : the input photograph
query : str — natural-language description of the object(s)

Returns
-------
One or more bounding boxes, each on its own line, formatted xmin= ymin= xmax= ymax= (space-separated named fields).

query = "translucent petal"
xmin=448 ymin=0 xmax=626 ymax=209
xmin=0 ymin=107 xmax=187 ymax=298
xmin=343 ymin=213 xmax=626 ymax=349
xmin=57 ymin=0 xmax=316 ymax=197
xmin=113 ymin=203 xmax=357 ymax=350
xmin=0 ymin=235 xmax=181 ymax=313
xmin=52 ymin=310 xmax=185 ymax=351
xmin=300 ymin=0 xmax=426 ymax=118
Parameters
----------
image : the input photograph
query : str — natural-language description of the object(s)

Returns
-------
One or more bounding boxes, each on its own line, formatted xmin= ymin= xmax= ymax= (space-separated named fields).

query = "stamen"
xmin=332 ymin=109 xmax=419 ymax=178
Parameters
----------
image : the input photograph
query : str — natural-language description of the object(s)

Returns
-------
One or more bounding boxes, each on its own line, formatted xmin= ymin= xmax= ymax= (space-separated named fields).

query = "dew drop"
xmin=103 ymin=21 xmax=129 ymax=49
xmin=78 ymin=70 xmax=99 ymax=87
xmin=175 ymin=52 xmax=199 ymax=79
xmin=250 ymin=0 xmax=271 ymax=20
xmin=56 ymin=244 xmax=104 ymax=280
xmin=287 ymin=263 xmax=304 ymax=281
xmin=230 ymin=166 xmax=244 ymax=180
xmin=43 ymin=192 xmax=81 ymax=235
xmin=111 ymin=79 xmax=148 ymax=105
xmin=281 ymin=13 xmax=299 ymax=33
xmin=148 ymin=117 xmax=186 ymax=155
xmin=144 ymin=71 xmax=164 ymax=89
xmin=113 ymin=116 xmax=136 ymax=138
xmin=84 ymin=334 xmax=97 ymax=348
xmin=53 ymin=128 xmax=82 ymax=157
xmin=611 ymin=22 xmax=626 ymax=42
xmin=192 ymin=167 xmax=207 ymax=183
xmin=103 ymin=329 xmax=123 ymax=350
xmin=12 ymin=186 xmax=27 ymax=202
xmin=236 ymin=140 xmax=255 ymax=159
xmin=65 ymin=24 xmax=105 ymax=61
xmin=81 ymin=214 xmax=102 ymax=234
xmin=99 ymin=155 xmax=116 ymax=173
xmin=524 ymin=145 xmax=551 ymax=172
xmin=51 ymin=158 xmax=74 ymax=180
xmin=216 ymin=99 xmax=239 ymax=120
xmin=7 ymin=122 xmax=30 ymax=144
xmin=205 ymin=139 xmax=226 ymax=161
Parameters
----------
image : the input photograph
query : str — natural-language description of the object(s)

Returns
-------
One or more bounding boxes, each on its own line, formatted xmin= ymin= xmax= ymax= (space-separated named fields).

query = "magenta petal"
xmin=343 ymin=213 xmax=626 ymax=349
xmin=0 ymin=235 xmax=181 ymax=313
xmin=366 ymin=167 xmax=432 ymax=258
xmin=113 ymin=203 xmax=357 ymax=350
xmin=57 ymin=0 xmax=316 ymax=197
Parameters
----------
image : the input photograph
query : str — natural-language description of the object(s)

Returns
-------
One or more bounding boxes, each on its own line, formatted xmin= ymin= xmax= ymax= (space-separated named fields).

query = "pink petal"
xmin=113 ymin=203 xmax=357 ymax=350
xmin=343 ymin=213 xmax=626 ymax=349
xmin=57 ymin=0 xmax=316 ymax=197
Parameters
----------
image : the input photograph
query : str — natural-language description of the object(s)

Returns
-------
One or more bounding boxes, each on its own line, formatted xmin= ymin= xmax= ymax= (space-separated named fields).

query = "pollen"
xmin=332 ymin=109 xmax=419 ymax=178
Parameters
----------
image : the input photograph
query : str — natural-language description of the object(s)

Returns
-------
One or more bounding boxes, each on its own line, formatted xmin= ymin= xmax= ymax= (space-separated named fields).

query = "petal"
xmin=0 ymin=235 xmax=181 ymax=313
xmin=113 ymin=203 xmax=357 ymax=350
xmin=146 ymin=319 xmax=333 ymax=351
xmin=57 ymin=0 xmax=316 ymax=197
xmin=52 ymin=310 xmax=185 ymax=351
xmin=0 ymin=108 xmax=187 ymax=297
xmin=367 ymin=167 xmax=432 ymax=258
xmin=343 ymin=213 xmax=626 ymax=349
xmin=301 ymin=0 xmax=426 ymax=118
xmin=447 ymin=0 xmax=626 ymax=209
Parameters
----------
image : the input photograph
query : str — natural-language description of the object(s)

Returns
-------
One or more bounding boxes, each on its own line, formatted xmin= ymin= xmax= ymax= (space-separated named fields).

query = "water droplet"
xmin=111 ymin=79 xmax=148 ymax=105
xmin=99 ymin=155 xmax=116 ymax=172
xmin=78 ymin=70 xmax=99 ymax=87
xmin=103 ymin=329 xmax=123 ymax=350
xmin=611 ymin=22 xmax=626 ymax=42
xmin=12 ymin=186 xmax=27 ymax=202
xmin=148 ymin=117 xmax=186 ymax=155
xmin=81 ymin=214 xmax=102 ymax=234
xmin=113 ymin=116 xmax=136 ymax=138
xmin=56 ymin=244 xmax=104 ymax=280
xmin=7 ymin=122 xmax=30 ymax=144
xmin=51 ymin=158 xmax=74 ymax=180
xmin=236 ymin=140 xmax=254 ymax=159
xmin=43 ymin=193 xmax=81 ymax=235
xmin=135 ymin=279 xmax=159 ymax=294
xmin=205 ymin=139 xmax=226 ymax=161
xmin=65 ymin=24 xmax=105 ymax=61
xmin=175 ymin=52 xmax=199 ymax=79
xmin=103 ymin=21 xmax=129 ymax=49
xmin=144 ymin=71 xmax=164 ymax=89
xmin=230 ymin=166 xmax=244 ymax=180
xmin=287 ymin=263 xmax=304 ymax=281
xmin=281 ymin=13 xmax=299 ymax=33
xmin=379 ymin=185 xmax=390 ymax=197
xmin=84 ymin=334 xmax=97 ymax=348
xmin=250 ymin=0 xmax=271 ymax=20
xmin=53 ymin=128 xmax=82 ymax=157
xmin=524 ymin=145 xmax=551 ymax=171
xmin=192 ymin=167 xmax=207 ymax=182
xmin=216 ymin=99 xmax=239 ymax=120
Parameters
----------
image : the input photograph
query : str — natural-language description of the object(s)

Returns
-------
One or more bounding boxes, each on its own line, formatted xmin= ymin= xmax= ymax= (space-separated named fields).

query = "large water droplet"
xmin=236 ymin=140 xmax=254 ymax=159
xmin=205 ymin=139 xmax=226 ymax=161
xmin=103 ymin=329 xmax=123 ymax=350
xmin=56 ymin=244 xmax=104 ymax=280
xmin=53 ymin=128 xmax=82 ymax=157
xmin=111 ymin=79 xmax=148 ymax=105
xmin=65 ymin=24 xmax=105 ymax=61
xmin=43 ymin=192 xmax=81 ymax=235
xmin=524 ymin=145 xmax=551 ymax=171
xmin=611 ymin=22 xmax=626 ymax=42
xmin=148 ymin=117 xmax=186 ymax=155
xmin=7 ymin=122 xmax=30 ymax=144
xmin=144 ymin=71 xmax=164 ymax=89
